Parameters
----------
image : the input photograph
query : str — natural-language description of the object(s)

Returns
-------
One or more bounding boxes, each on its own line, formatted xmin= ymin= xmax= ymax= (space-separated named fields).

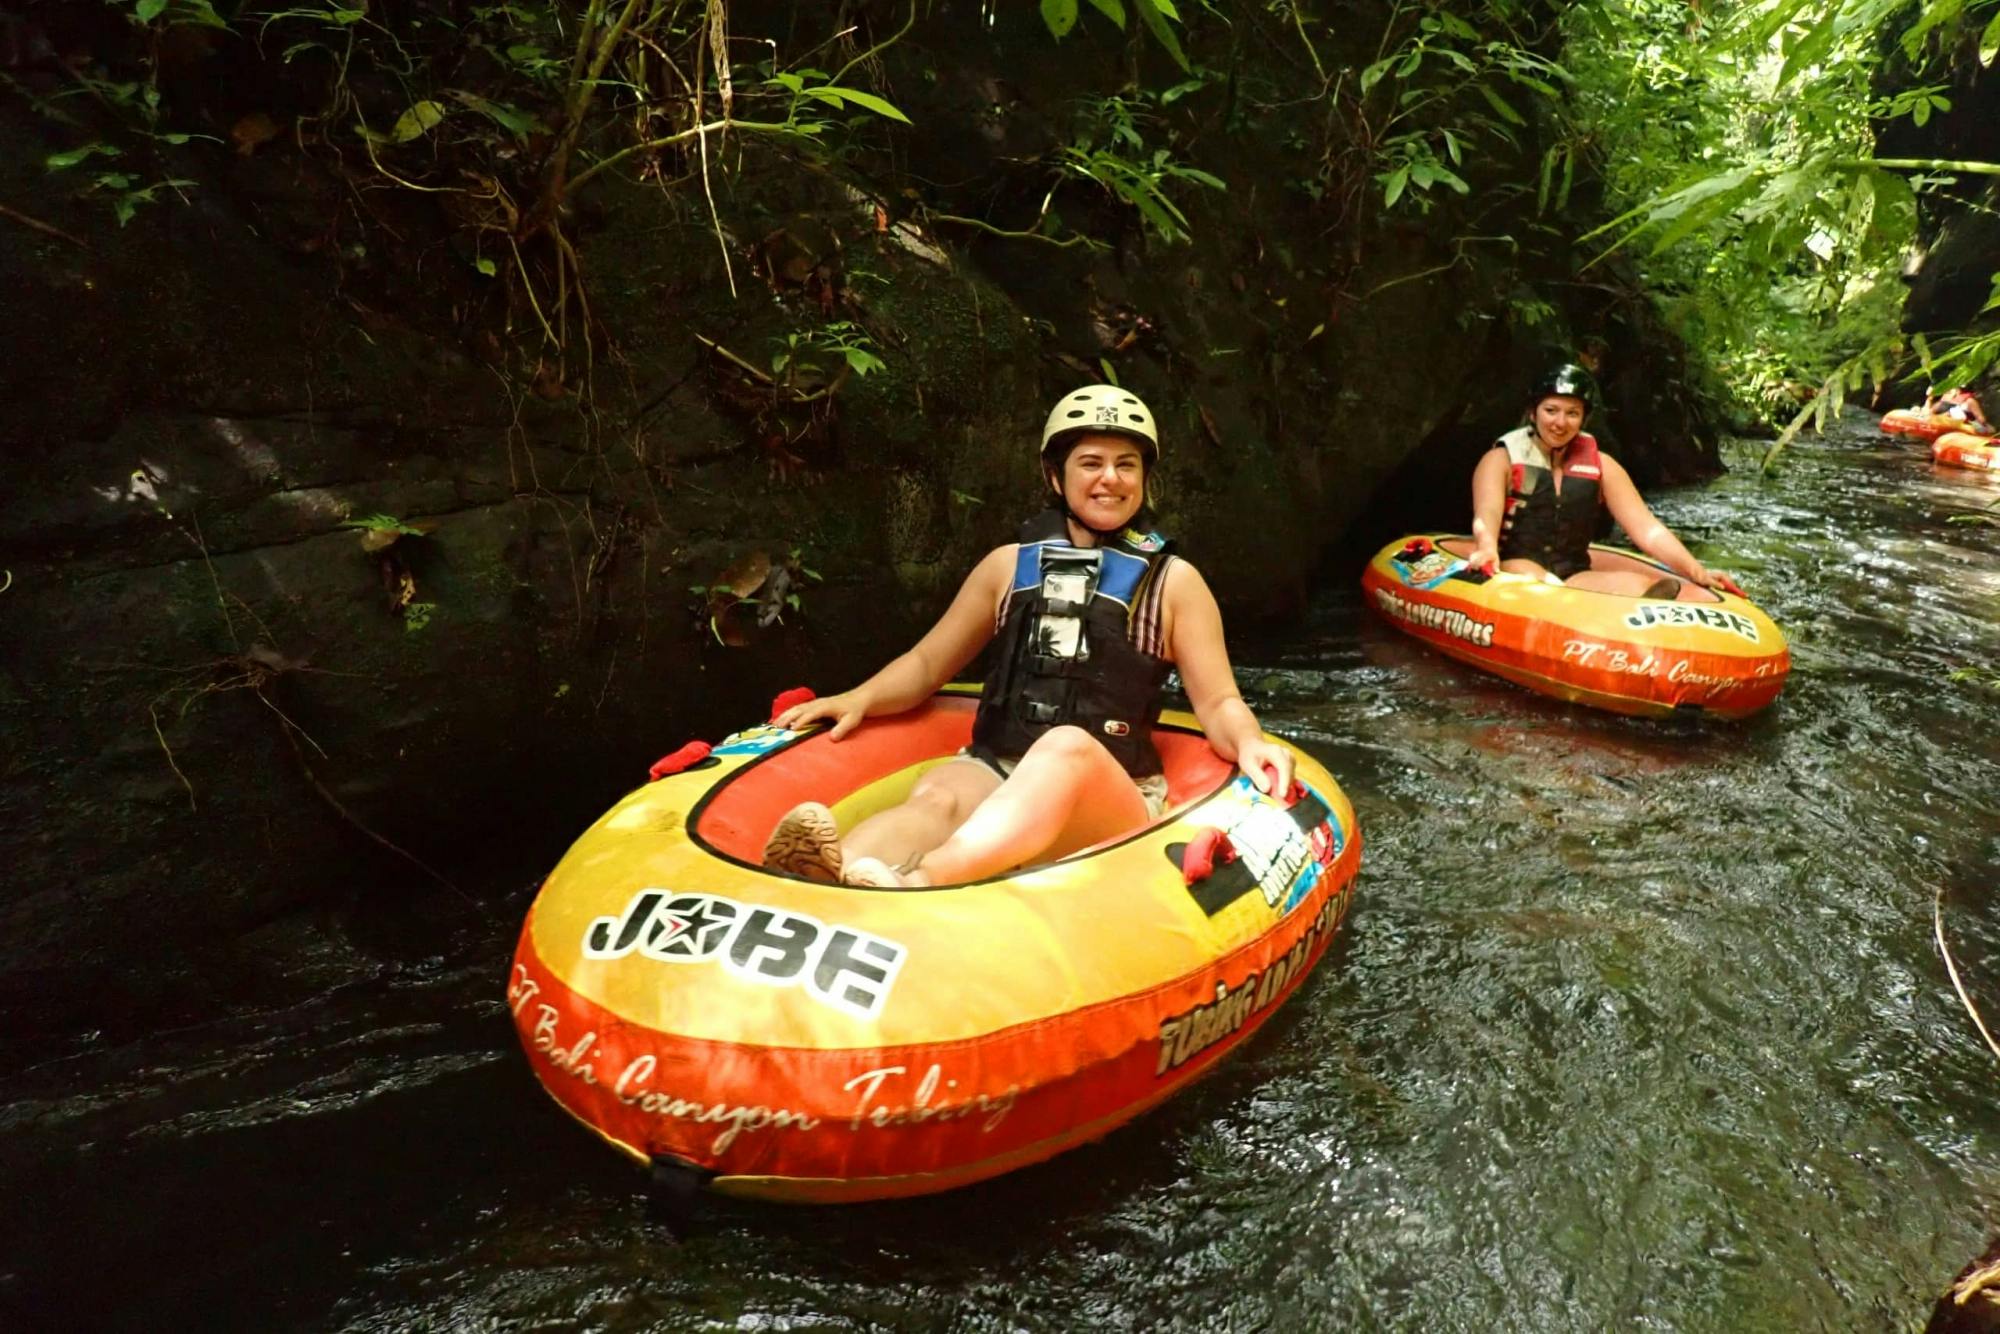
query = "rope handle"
xmin=1181 ymin=826 xmax=1237 ymax=885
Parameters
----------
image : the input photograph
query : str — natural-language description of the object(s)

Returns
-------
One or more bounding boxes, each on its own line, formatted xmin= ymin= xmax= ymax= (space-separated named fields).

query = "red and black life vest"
xmin=1496 ymin=425 xmax=1604 ymax=580
xmin=1940 ymin=389 xmax=1981 ymax=422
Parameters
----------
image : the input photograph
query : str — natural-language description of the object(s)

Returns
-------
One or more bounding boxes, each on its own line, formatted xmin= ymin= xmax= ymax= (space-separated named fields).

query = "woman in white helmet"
xmin=762 ymin=385 xmax=1294 ymax=888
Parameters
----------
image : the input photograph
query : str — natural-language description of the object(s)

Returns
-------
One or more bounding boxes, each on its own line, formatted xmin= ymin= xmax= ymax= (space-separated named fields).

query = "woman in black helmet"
xmin=1466 ymin=364 xmax=1740 ymax=599
xmin=760 ymin=384 xmax=1294 ymax=889
xmin=1923 ymin=384 xmax=1994 ymax=434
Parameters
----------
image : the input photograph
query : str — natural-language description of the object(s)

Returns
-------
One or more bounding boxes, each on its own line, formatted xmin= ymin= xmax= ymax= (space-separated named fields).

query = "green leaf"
xmin=135 ymin=0 xmax=170 ymax=21
xmin=1382 ymin=165 xmax=1409 ymax=209
xmin=1647 ymin=187 xmax=1744 ymax=255
xmin=826 ymin=87 xmax=911 ymax=124
xmin=390 ymin=100 xmax=448 ymax=143
xmin=475 ymin=256 xmax=497 ymax=276
xmin=843 ymin=347 xmax=886 ymax=376
xmin=804 ymin=86 xmax=912 ymax=123
xmin=1776 ymin=9 xmax=1837 ymax=91
xmin=1867 ymin=167 xmax=1915 ymax=224
xmin=1735 ymin=0 xmax=1816 ymax=52
xmin=1133 ymin=0 xmax=1193 ymax=75
xmin=1645 ymin=167 xmax=1756 ymax=226
xmin=1168 ymin=165 xmax=1226 ymax=191
xmin=1433 ymin=166 xmax=1469 ymax=195
xmin=1359 ymin=59 xmax=1392 ymax=94
xmin=1041 ymin=0 xmax=1078 ymax=40
xmin=447 ymin=90 xmax=541 ymax=138
xmin=1903 ymin=0 xmax=1970 ymax=59
xmin=1086 ymin=0 xmax=1127 ymax=29
xmin=1506 ymin=72 xmax=1558 ymax=96
xmin=1983 ymin=9 xmax=2000 ymax=65
xmin=1478 ymin=83 xmax=1525 ymax=126
xmin=1122 ymin=184 xmax=1188 ymax=241
xmin=46 ymin=143 xmax=120 ymax=171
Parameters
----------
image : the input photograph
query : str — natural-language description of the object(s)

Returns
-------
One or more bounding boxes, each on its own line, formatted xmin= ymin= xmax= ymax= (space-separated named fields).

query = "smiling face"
xmin=1051 ymin=431 xmax=1148 ymax=535
xmin=1531 ymin=394 xmax=1587 ymax=450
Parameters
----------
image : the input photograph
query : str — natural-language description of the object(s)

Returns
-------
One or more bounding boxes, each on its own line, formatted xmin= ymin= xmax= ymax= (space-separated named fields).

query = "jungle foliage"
xmin=1550 ymin=0 xmax=2000 ymax=459
xmin=14 ymin=0 xmax=2000 ymax=455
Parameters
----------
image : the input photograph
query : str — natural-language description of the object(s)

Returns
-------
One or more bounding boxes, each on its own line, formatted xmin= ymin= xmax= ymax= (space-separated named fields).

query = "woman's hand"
xmin=1465 ymin=539 xmax=1499 ymax=575
xmin=1680 ymin=562 xmax=1745 ymax=597
xmin=1236 ymin=735 xmax=1295 ymax=798
xmin=1697 ymin=567 xmax=1746 ymax=597
xmin=774 ymin=690 xmax=870 ymax=740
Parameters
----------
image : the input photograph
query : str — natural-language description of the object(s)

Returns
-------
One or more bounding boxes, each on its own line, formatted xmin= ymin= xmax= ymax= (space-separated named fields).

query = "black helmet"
xmin=1530 ymin=364 xmax=1596 ymax=413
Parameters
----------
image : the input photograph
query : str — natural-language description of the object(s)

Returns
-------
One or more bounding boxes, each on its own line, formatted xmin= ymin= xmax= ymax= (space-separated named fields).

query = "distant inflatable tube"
xmin=1881 ymin=409 xmax=1956 ymax=440
xmin=1934 ymin=432 xmax=2000 ymax=472
xmin=509 ymin=690 xmax=1360 ymax=1203
xmin=1361 ymin=535 xmax=1789 ymax=719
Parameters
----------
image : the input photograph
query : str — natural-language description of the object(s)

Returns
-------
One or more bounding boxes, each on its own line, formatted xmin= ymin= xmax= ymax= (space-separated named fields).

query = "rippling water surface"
xmin=8 ymin=418 xmax=2000 ymax=1331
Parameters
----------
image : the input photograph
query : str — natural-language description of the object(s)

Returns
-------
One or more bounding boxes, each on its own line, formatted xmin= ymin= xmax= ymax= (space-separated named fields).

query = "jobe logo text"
xmin=584 ymin=890 xmax=907 ymax=1018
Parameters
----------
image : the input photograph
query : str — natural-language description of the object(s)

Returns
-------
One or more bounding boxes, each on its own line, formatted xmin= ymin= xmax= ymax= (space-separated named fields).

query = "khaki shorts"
xmin=956 ymin=747 xmax=1171 ymax=820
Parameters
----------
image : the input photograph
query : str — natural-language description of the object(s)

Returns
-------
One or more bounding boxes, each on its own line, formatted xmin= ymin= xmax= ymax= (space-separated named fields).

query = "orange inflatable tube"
xmin=508 ymin=690 xmax=1360 ymax=1203
xmin=1362 ymin=535 xmax=1789 ymax=719
xmin=1882 ymin=409 xmax=1957 ymax=440
xmin=1934 ymin=431 xmax=2000 ymax=471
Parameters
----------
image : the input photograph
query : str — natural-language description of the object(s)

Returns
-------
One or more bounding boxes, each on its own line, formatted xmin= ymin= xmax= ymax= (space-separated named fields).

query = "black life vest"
xmin=971 ymin=510 xmax=1176 ymax=778
xmin=1496 ymin=425 xmax=1603 ymax=579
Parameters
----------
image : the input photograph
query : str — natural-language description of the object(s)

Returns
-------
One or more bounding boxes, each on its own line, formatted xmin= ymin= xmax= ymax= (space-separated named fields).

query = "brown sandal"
xmin=761 ymin=802 xmax=842 ymax=882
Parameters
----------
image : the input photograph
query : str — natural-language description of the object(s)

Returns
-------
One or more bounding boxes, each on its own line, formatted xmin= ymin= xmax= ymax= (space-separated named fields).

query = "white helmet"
xmin=1039 ymin=385 xmax=1160 ymax=464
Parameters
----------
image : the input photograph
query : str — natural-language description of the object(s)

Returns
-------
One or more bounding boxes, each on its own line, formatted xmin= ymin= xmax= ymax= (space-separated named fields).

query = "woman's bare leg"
xmin=911 ymin=726 xmax=1150 ymax=886
xmin=837 ymin=759 xmax=1000 ymax=870
xmin=1567 ymin=568 xmax=1680 ymax=598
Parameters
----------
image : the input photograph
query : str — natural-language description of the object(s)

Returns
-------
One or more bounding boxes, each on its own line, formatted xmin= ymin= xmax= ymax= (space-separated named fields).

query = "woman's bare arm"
xmin=1598 ymin=454 xmax=1718 ymax=586
xmin=774 ymin=546 xmax=1012 ymax=738
xmin=1164 ymin=562 xmax=1294 ymax=795
xmin=1467 ymin=446 xmax=1510 ymax=570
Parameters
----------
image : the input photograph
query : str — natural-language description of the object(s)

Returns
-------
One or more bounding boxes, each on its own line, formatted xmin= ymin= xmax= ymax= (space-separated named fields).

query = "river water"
xmin=7 ymin=417 xmax=2000 ymax=1331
